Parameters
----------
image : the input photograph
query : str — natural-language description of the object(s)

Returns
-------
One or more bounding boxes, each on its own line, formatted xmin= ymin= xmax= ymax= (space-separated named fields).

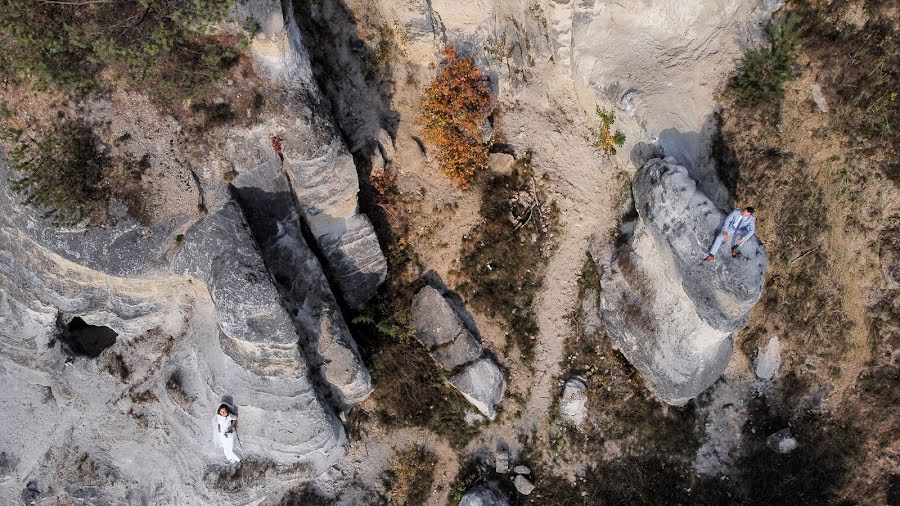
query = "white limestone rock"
xmin=754 ymin=335 xmax=782 ymax=381
xmin=597 ymin=158 xmax=767 ymax=405
xmin=560 ymin=377 xmax=588 ymax=426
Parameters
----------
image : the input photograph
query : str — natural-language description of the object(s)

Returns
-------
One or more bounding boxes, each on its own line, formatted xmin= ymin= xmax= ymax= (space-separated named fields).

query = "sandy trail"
xmin=460 ymin=69 xmax=621 ymax=465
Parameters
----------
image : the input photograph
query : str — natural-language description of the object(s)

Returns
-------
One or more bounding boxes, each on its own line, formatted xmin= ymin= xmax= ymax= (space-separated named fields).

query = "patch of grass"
xmin=729 ymin=13 xmax=801 ymax=107
xmin=383 ymin=446 xmax=438 ymax=506
xmin=456 ymin=156 xmax=558 ymax=365
xmin=420 ymin=45 xmax=493 ymax=188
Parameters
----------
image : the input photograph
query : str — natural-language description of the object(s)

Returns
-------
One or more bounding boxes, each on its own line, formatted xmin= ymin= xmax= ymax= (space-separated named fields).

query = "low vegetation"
xmin=420 ymin=45 xmax=493 ymax=188
xmin=456 ymin=155 xmax=558 ymax=364
xmin=383 ymin=446 xmax=438 ymax=506
xmin=729 ymin=13 xmax=801 ymax=107
xmin=0 ymin=0 xmax=239 ymax=106
xmin=593 ymin=106 xmax=626 ymax=155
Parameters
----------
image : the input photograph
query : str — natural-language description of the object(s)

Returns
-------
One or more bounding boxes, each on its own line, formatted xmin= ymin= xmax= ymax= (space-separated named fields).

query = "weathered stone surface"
xmin=450 ymin=358 xmax=506 ymax=420
xmin=513 ymin=475 xmax=535 ymax=495
xmin=560 ymin=377 xmax=588 ymax=426
xmin=411 ymin=286 xmax=468 ymax=348
xmin=488 ymin=153 xmax=516 ymax=176
xmin=232 ymin=160 xmax=372 ymax=407
xmin=513 ymin=465 xmax=531 ymax=475
xmin=459 ymin=482 xmax=510 ymax=506
xmin=232 ymin=0 xmax=387 ymax=310
xmin=754 ymin=335 xmax=782 ymax=381
xmin=766 ymin=429 xmax=799 ymax=454
xmin=596 ymin=158 xmax=767 ymax=405
xmin=433 ymin=332 xmax=483 ymax=371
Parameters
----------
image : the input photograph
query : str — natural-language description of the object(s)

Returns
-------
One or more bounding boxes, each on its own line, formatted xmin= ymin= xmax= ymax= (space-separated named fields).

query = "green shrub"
xmin=730 ymin=13 xmax=801 ymax=106
xmin=0 ymin=0 xmax=238 ymax=104
xmin=594 ymin=106 xmax=626 ymax=155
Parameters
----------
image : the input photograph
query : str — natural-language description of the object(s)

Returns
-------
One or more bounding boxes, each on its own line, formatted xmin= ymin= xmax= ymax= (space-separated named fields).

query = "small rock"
xmin=513 ymin=475 xmax=535 ymax=495
xmin=811 ymin=84 xmax=829 ymax=113
xmin=411 ymin=286 xmax=467 ymax=348
xmin=495 ymin=449 xmax=509 ymax=474
xmin=560 ymin=377 xmax=588 ymax=426
xmin=488 ymin=153 xmax=516 ymax=176
xmin=766 ymin=428 xmax=799 ymax=454
xmin=513 ymin=465 xmax=531 ymax=475
xmin=754 ymin=335 xmax=781 ymax=381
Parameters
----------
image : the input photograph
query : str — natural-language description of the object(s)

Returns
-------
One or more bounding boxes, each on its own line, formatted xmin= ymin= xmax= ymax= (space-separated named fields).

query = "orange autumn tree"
xmin=420 ymin=45 xmax=493 ymax=188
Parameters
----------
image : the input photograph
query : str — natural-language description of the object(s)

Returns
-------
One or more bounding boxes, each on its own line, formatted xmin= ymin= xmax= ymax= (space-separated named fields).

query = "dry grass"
xmin=455 ymin=156 xmax=559 ymax=364
xmin=384 ymin=446 xmax=438 ymax=506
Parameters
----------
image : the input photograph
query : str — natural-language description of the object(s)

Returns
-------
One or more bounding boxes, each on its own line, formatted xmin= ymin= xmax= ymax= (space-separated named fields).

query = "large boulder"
xmin=410 ymin=287 xmax=504 ymax=417
xmin=596 ymin=158 xmax=767 ymax=404
xmin=459 ymin=482 xmax=510 ymax=506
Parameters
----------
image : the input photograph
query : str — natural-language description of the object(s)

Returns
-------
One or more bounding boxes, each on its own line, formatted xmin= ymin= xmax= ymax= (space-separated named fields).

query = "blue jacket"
xmin=721 ymin=209 xmax=755 ymax=240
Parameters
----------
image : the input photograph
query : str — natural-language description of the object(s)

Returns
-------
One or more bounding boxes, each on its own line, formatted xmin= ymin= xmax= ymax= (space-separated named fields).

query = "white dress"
xmin=214 ymin=413 xmax=244 ymax=463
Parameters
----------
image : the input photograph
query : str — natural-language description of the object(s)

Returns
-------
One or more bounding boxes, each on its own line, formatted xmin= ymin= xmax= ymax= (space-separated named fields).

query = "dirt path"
xmin=461 ymin=68 xmax=621 ymax=462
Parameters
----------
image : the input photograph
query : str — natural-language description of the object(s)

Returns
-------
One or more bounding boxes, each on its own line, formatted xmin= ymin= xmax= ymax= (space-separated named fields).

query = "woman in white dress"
xmin=214 ymin=403 xmax=244 ymax=463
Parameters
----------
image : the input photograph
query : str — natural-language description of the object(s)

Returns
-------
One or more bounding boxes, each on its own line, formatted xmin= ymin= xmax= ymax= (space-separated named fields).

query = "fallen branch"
xmin=791 ymin=244 xmax=820 ymax=265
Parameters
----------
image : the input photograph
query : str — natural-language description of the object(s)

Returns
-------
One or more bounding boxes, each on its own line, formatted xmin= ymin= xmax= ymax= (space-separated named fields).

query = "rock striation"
xmin=411 ymin=286 xmax=505 ymax=419
xmin=596 ymin=158 xmax=767 ymax=404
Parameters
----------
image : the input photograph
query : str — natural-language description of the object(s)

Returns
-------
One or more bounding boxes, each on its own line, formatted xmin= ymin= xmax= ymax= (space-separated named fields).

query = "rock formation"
xmin=411 ymin=286 xmax=505 ymax=419
xmin=459 ymin=482 xmax=510 ymax=506
xmin=596 ymin=158 xmax=767 ymax=404
xmin=0 ymin=0 xmax=385 ymax=502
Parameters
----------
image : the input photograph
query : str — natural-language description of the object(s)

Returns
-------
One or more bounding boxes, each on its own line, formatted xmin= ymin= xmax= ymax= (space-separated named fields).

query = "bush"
xmin=0 ymin=0 xmax=238 ymax=104
xmin=594 ymin=106 xmax=626 ymax=155
xmin=420 ymin=45 xmax=493 ymax=188
xmin=730 ymin=13 xmax=801 ymax=106
xmin=2 ymin=120 xmax=108 ymax=226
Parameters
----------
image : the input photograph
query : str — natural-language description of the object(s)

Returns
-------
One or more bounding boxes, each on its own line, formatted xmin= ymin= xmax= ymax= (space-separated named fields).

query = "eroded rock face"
xmin=411 ymin=286 xmax=504 ymax=418
xmin=596 ymin=158 xmax=767 ymax=404
xmin=235 ymin=0 xmax=387 ymax=310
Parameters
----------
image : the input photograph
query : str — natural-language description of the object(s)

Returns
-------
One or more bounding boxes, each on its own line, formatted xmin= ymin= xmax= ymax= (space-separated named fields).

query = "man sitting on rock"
xmin=705 ymin=207 xmax=756 ymax=261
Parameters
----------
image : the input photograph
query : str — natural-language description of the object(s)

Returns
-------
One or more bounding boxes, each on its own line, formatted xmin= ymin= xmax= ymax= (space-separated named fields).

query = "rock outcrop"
xmin=596 ymin=158 xmax=767 ymax=404
xmin=239 ymin=0 xmax=387 ymax=310
xmin=411 ymin=286 xmax=505 ymax=419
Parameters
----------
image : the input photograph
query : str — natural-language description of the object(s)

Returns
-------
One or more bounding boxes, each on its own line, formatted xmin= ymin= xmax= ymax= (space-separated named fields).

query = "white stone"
xmin=560 ymin=377 xmax=588 ymax=426
xmin=513 ymin=475 xmax=535 ymax=495
xmin=754 ymin=335 xmax=782 ymax=381
xmin=767 ymin=429 xmax=799 ymax=454
xmin=513 ymin=465 xmax=531 ymax=475
xmin=450 ymin=358 xmax=506 ymax=419
xmin=811 ymin=84 xmax=829 ymax=113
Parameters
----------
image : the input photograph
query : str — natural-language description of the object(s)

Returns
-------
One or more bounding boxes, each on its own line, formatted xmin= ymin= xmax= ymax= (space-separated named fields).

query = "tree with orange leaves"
xmin=420 ymin=45 xmax=493 ymax=188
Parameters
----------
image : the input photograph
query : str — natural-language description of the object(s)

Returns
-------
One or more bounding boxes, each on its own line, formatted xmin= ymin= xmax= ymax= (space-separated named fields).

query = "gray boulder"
xmin=411 ymin=286 xmax=469 ymax=348
xmin=459 ymin=483 xmax=510 ymax=506
xmin=450 ymin=358 xmax=506 ymax=420
xmin=754 ymin=335 xmax=781 ymax=381
xmin=597 ymin=158 xmax=767 ymax=404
